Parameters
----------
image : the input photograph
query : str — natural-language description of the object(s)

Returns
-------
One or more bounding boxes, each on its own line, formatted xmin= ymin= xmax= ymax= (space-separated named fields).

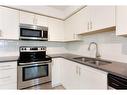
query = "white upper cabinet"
xmin=20 ymin=11 xmax=48 ymax=27
xmin=116 ymin=6 xmax=127 ymax=36
xmin=73 ymin=7 xmax=89 ymax=35
xmin=48 ymin=18 xmax=65 ymax=41
xmin=20 ymin=11 xmax=64 ymax=41
xmin=64 ymin=6 xmax=115 ymax=39
xmin=64 ymin=16 xmax=81 ymax=41
xmin=0 ymin=6 xmax=19 ymax=40
xmin=20 ymin=11 xmax=35 ymax=25
xmin=88 ymin=6 xmax=115 ymax=32
xmin=76 ymin=6 xmax=115 ymax=34
xmin=35 ymin=15 xmax=48 ymax=27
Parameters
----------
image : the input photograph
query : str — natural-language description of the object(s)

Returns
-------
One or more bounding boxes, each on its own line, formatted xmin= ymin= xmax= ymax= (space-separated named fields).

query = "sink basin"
xmin=86 ymin=60 xmax=111 ymax=66
xmin=73 ymin=57 xmax=111 ymax=66
xmin=73 ymin=57 xmax=93 ymax=62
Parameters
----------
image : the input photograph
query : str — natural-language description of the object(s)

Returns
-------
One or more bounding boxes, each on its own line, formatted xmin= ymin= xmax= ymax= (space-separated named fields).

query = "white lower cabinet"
xmin=0 ymin=61 xmax=17 ymax=89
xmin=52 ymin=58 xmax=62 ymax=87
xmin=52 ymin=58 xmax=108 ymax=89
xmin=60 ymin=59 xmax=79 ymax=89
xmin=78 ymin=63 xmax=108 ymax=89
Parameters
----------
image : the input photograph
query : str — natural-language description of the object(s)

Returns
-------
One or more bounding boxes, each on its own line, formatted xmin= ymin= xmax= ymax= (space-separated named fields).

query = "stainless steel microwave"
xmin=19 ymin=24 xmax=48 ymax=41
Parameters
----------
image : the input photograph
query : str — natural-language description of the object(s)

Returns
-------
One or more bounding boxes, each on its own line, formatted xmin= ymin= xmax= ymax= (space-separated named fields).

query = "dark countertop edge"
xmin=0 ymin=56 xmax=19 ymax=62
xmin=0 ymin=60 xmax=18 ymax=63
xmin=50 ymin=54 xmax=127 ymax=80
xmin=1 ymin=53 xmax=127 ymax=80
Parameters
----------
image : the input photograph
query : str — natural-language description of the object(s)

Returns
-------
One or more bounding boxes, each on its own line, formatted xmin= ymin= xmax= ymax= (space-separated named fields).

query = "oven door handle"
xmin=18 ymin=60 xmax=51 ymax=65
xmin=18 ymin=62 xmax=51 ymax=67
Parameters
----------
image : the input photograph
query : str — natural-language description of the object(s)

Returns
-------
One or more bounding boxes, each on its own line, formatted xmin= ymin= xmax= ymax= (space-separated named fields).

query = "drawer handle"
xmin=0 ymin=65 xmax=12 ymax=68
xmin=0 ymin=68 xmax=15 ymax=70
xmin=0 ymin=76 xmax=11 ymax=79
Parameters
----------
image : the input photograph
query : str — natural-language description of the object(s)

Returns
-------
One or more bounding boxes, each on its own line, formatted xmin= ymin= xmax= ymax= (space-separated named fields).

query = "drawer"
xmin=0 ymin=61 xmax=17 ymax=70
xmin=0 ymin=82 xmax=17 ymax=89
xmin=0 ymin=68 xmax=17 ymax=85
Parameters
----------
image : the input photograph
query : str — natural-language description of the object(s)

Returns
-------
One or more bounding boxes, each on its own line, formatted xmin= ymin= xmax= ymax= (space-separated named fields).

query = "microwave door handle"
xmin=42 ymin=30 xmax=43 ymax=38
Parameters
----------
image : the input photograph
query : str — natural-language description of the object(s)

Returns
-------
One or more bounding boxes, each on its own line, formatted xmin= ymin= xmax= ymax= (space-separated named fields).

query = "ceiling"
xmin=50 ymin=6 xmax=69 ymax=11
xmin=9 ymin=6 xmax=84 ymax=20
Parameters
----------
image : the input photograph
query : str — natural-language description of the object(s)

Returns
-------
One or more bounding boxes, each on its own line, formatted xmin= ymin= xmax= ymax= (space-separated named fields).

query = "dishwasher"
xmin=108 ymin=73 xmax=127 ymax=89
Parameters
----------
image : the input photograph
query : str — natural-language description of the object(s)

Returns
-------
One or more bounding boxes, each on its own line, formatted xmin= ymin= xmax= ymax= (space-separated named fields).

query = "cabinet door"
xmin=64 ymin=18 xmax=74 ymax=41
xmin=0 ymin=83 xmax=17 ymax=89
xmin=79 ymin=64 xmax=107 ymax=89
xmin=116 ymin=6 xmax=127 ymax=35
xmin=48 ymin=18 xmax=65 ymax=41
xmin=75 ymin=7 xmax=89 ymax=34
xmin=52 ymin=58 xmax=62 ymax=87
xmin=89 ymin=6 xmax=115 ymax=31
xmin=0 ymin=7 xmax=19 ymax=39
xmin=20 ymin=11 xmax=35 ymax=25
xmin=0 ymin=61 xmax=17 ymax=89
xmin=64 ymin=17 xmax=80 ymax=41
xmin=36 ymin=15 xmax=48 ymax=27
xmin=61 ymin=59 xmax=78 ymax=89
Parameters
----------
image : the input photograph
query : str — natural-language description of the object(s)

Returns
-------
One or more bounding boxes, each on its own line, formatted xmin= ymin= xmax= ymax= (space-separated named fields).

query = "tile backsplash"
xmin=1 ymin=31 xmax=127 ymax=63
xmin=0 ymin=40 xmax=67 ymax=57
xmin=66 ymin=31 xmax=127 ymax=63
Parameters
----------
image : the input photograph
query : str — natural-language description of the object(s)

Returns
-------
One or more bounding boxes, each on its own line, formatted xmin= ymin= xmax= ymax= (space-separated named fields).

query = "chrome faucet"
xmin=88 ymin=42 xmax=101 ymax=58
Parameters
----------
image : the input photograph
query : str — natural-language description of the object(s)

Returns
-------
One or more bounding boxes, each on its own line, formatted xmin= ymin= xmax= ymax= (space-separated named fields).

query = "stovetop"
xmin=18 ymin=55 xmax=52 ymax=63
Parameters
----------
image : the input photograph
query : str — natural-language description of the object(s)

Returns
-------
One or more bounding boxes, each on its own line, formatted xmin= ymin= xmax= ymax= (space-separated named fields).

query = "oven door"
xmin=18 ymin=62 xmax=51 ymax=89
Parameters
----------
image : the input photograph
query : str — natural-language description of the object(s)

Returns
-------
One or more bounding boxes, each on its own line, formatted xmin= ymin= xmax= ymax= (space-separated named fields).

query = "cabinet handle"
xmin=79 ymin=67 xmax=81 ymax=76
xmin=76 ymin=66 xmax=78 ymax=75
xmin=87 ymin=22 xmax=89 ymax=31
xmin=52 ymin=60 xmax=54 ymax=67
xmin=0 ymin=68 xmax=15 ymax=71
xmin=33 ymin=16 xmax=37 ymax=25
xmin=35 ymin=18 xmax=37 ymax=25
xmin=90 ymin=21 xmax=92 ymax=30
xmin=48 ymin=33 xmax=50 ymax=41
xmin=33 ymin=18 xmax=35 ymax=24
xmin=73 ymin=33 xmax=75 ymax=39
xmin=0 ymin=76 xmax=11 ymax=79
xmin=0 ymin=30 xmax=2 ymax=37
xmin=0 ymin=65 xmax=12 ymax=68
xmin=34 ymin=18 xmax=37 ymax=25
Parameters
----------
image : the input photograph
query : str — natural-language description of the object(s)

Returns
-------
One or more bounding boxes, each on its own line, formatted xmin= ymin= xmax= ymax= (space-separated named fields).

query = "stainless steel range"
xmin=17 ymin=46 xmax=52 ymax=89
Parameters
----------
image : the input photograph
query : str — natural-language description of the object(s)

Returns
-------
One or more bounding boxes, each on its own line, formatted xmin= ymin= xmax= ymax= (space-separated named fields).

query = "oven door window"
xmin=23 ymin=64 xmax=48 ymax=81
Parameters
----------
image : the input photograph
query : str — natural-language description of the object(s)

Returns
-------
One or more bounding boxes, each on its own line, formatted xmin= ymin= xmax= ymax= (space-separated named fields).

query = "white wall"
xmin=66 ymin=31 xmax=127 ymax=63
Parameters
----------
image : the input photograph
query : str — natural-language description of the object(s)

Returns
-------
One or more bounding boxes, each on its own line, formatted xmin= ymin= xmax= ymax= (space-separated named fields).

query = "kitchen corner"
xmin=0 ymin=5 xmax=127 ymax=90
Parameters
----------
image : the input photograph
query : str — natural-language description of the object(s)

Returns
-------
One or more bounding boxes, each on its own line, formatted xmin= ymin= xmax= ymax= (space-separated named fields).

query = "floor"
xmin=25 ymin=82 xmax=65 ymax=90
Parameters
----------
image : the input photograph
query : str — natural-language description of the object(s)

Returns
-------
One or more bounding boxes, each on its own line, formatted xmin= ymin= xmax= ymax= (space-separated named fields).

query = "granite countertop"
xmin=49 ymin=53 xmax=127 ymax=79
xmin=1 ymin=53 xmax=127 ymax=79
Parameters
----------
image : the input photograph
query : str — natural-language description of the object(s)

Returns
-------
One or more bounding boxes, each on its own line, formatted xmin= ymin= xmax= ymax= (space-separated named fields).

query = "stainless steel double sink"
xmin=73 ymin=57 xmax=111 ymax=66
